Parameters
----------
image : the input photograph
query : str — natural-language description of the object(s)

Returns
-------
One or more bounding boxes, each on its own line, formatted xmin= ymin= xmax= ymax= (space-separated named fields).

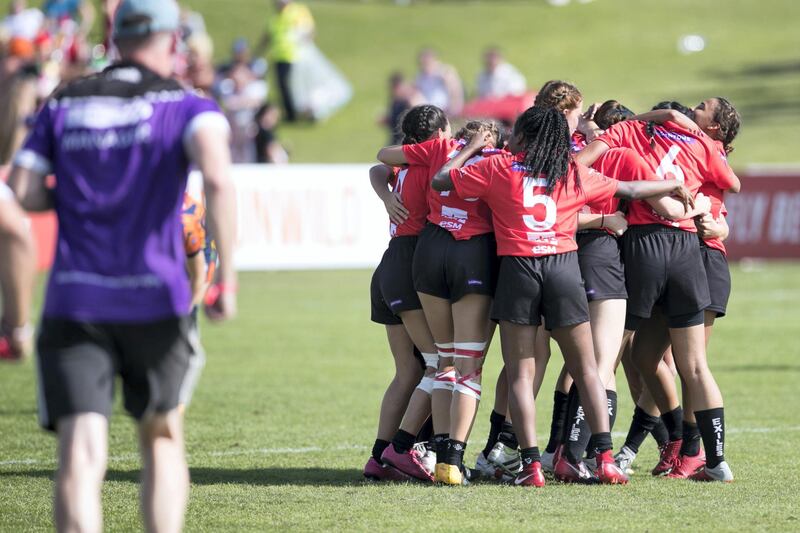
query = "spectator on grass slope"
xmin=219 ymin=62 xmax=269 ymax=163
xmin=475 ymin=47 xmax=526 ymax=99
xmin=415 ymin=48 xmax=463 ymax=116
xmin=254 ymin=102 xmax=289 ymax=164
xmin=257 ymin=0 xmax=315 ymax=122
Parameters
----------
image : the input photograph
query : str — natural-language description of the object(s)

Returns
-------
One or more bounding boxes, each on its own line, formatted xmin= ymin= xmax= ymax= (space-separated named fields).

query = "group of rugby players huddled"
xmin=364 ymin=80 xmax=740 ymax=487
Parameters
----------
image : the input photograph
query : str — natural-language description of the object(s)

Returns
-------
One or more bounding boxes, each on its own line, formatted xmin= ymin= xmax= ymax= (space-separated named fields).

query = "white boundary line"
xmin=2 ymin=426 xmax=798 ymax=468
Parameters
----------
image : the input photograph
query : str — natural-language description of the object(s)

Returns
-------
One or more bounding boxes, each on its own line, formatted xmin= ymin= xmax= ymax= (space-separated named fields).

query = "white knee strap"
xmin=416 ymin=376 xmax=435 ymax=395
xmin=433 ymin=369 xmax=456 ymax=391
xmin=421 ymin=351 xmax=438 ymax=369
xmin=453 ymin=342 xmax=486 ymax=359
xmin=454 ymin=368 xmax=483 ymax=400
xmin=435 ymin=342 xmax=454 ymax=360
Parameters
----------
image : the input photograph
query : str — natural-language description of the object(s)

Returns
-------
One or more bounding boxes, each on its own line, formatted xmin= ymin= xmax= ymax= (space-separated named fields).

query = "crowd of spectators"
xmin=0 ymin=0 xmax=299 ymax=169
xmin=384 ymin=46 xmax=531 ymax=142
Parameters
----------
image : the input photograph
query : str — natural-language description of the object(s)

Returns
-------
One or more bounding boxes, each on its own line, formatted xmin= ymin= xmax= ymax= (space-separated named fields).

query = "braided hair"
xmin=533 ymin=80 xmax=582 ymax=112
xmin=593 ymin=100 xmax=635 ymax=130
xmin=712 ymin=97 xmax=740 ymax=154
xmin=399 ymin=104 xmax=448 ymax=145
xmin=513 ymin=106 xmax=574 ymax=195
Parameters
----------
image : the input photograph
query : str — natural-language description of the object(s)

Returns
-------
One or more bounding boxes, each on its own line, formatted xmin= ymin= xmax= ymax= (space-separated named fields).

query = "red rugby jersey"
xmin=388 ymin=164 xmax=429 ymax=238
xmin=698 ymin=181 xmax=728 ymax=255
xmin=450 ymin=152 xmax=618 ymax=256
xmin=402 ymin=138 xmax=498 ymax=240
xmin=597 ymin=120 xmax=738 ymax=231
xmin=587 ymin=147 xmax=658 ymax=215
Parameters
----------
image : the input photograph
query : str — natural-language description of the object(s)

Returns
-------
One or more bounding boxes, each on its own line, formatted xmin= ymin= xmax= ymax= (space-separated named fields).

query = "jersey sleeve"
xmin=182 ymin=94 xmax=231 ymax=155
xmin=579 ymin=164 xmax=619 ymax=210
xmin=706 ymin=148 xmax=738 ymax=191
xmin=401 ymin=138 xmax=441 ymax=167
xmin=449 ymin=156 xmax=494 ymax=200
xmin=596 ymin=121 xmax=635 ymax=150
xmin=14 ymin=100 xmax=55 ymax=176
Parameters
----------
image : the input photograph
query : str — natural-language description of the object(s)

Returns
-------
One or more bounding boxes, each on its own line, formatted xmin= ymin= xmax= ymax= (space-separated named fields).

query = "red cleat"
xmin=381 ymin=445 xmax=434 ymax=482
xmin=667 ymin=448 xmax=706 ymax=479
xmin=554 ymin=455 xmax=597 ymax=484
xmin=595 ymin=450 xmax=629 ymax=485
xmin=511 ymin=461 xmax=546 ymax=487
xmin=652 ymin=439 xmax=682 ymax=476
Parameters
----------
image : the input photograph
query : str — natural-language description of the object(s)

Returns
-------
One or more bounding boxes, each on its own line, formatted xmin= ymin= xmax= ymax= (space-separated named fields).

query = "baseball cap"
xmin=113 ymin=0 xmax=180 ymax=40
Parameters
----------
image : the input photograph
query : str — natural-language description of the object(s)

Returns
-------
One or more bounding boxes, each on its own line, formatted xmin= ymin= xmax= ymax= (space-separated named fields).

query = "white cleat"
xmin=689 ymin=460 xmax=734 ymax=483
xmin=614 ymin=445 xmax=637 ymax=476
xmin=473 ymin=451 xmax=496 ymax=479
xmin=487 ymin=441 xmax=522 ymax=480
xmin=413 ymin=442 xmax=436 ymax=476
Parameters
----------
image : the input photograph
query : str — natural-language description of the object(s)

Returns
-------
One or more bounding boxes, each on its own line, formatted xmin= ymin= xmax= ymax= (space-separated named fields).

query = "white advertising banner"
xmin=190 ymin=164 xmax=392 ymax=270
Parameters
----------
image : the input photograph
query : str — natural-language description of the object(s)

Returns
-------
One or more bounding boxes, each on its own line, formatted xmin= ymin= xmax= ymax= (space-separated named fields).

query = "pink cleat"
xmin=363 ymin=457 xmax=411 ymax=482
xmin=381 ymin=445 xmax=434 ymax=482
xmin=667 ymin=448 xmax=706 ymax=479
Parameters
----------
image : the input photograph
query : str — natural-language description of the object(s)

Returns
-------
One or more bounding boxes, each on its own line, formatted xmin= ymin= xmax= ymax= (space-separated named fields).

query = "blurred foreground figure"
xmin=8 ymin=0 xmax=238 ymax=531
xmin=0 ymin=178 xmax=34 ymax=361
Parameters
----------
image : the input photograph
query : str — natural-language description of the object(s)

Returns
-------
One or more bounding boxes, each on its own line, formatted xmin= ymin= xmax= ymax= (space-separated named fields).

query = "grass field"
xmin=1 ymin=264 xmax=799 ymax=531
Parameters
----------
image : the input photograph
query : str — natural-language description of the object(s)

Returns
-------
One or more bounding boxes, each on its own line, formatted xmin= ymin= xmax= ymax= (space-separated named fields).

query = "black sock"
xmin=372 ymin=439 xmax=390 ymax=462
xmin=545 ymin=390 xmax=570 ymax=453
xmin=391 ymin=430 xmax=416 ymax=455
xmin=481 ymin=410 xmax=506 ymax=458
xmin=433 ymin=433 xmax=449 ymax=464
xmin=651 ymin=419 xmax=670 ymax=447
xmin=695 ymin=408 xmax=725 ymax=469
xmin=680 ymin=422 xmax=701 ymax=456
xmin=586 ymin=390 xmax=618 ymax=459
xmin=623 ymin=405 xmax=661 ymax=454
xmin=416 ymin=417 xmax=433 ymax=443
xmin=660 ymin=407 xmax=684 ymax=441
xmin=564 ymin=387 xmax=591 ymax=464
xmin=497 ymin=421 xmax=518 ymax=449
xmin=592 ymin=431 xmax=613 ymax=454
xmin=520 ymin=446 xmax=541 ymax=466
xmin=445 ymin=439 xmax=466 ymax=466
xmin=607 ymin=390 xmax=618 ymax=430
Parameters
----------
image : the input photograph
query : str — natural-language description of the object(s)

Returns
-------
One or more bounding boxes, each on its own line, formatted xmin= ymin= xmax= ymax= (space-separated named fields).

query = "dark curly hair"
xmin=399 ymin=104 xmax=448 ymax=145
xmin=645 ymin=100 xmax=695 ymax=147
xmin=513 ymin=106 xmax=574 ymax=195
xmin=593 ymin=100 xmax=635 ymax=130
xmin=712 ymin=97 xmax=740 ymax=154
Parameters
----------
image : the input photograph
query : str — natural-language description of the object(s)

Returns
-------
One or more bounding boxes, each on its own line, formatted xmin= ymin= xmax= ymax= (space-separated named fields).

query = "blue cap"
xmin=113 ymin=0 xmax=180 ymax=40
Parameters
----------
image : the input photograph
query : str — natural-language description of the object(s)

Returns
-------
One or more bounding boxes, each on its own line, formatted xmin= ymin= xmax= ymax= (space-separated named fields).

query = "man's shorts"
xmin=701 ymin=244 xmax=731 ymax=318
xmin=621 ymin=225 xmax=711 ymax=330
xmin=491 ymin=253 xmax=589 ymax=330
xmin=36 ymin=316 xmax=194 ymax=431
xmin=370 ymin=236 xmax=423 ymax=326
xmin=412 ymin=223 xmax=497 ymax=302
xmin=576 ymin=230 xmax=627 ymax=302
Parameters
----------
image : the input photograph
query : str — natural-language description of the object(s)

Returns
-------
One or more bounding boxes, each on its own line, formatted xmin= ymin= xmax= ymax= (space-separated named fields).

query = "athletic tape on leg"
xmin=433 ymin=369 xmax=456 ymax=391
xmin=454 ymin=367 xmax=483 ymax=400
xmin=421 ymin=352 xmax=438 ymax=369
xmin=435 ymin=342 xmax=454 ymax=360
xmin=453 ymin=342 xmax=486 ymax=359
xmin=416 ymin=376 xmax=435 ymax=395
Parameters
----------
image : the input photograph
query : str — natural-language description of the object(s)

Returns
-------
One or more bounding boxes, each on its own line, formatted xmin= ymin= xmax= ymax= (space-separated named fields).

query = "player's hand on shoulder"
xmin=467 ymin=129 xmax=493 ymax=154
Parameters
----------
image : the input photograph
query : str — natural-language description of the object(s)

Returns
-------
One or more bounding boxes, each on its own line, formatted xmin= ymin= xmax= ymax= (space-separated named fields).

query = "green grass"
xmin=1 ymin=264 xmax=799 ymax=531
xmin=2 ymin=0 xmax=798 ymax=165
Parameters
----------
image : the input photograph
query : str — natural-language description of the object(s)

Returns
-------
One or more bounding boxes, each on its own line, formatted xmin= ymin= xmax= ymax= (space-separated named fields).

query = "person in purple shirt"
xmin=7 ymin=0 xmax=238 ymax=531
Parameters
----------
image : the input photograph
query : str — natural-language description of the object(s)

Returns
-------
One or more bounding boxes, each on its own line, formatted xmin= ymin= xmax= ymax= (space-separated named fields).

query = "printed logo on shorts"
xmin=390 ymin=299 xmax=403 ymax=307
xmin=467 ymin=279 xmax=483 ymax=286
